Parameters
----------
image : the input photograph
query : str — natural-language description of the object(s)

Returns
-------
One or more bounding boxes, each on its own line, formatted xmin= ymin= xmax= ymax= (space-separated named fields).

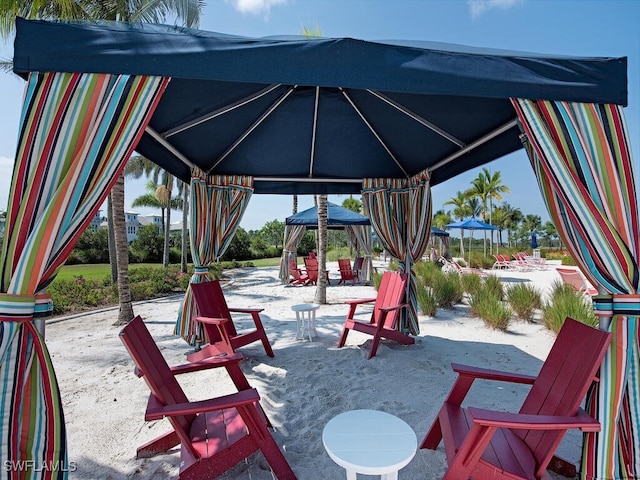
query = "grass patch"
xmin=417 ymin=286 xmax=438 ymax=316
xmin=506 ymin=283 xmax=541 ymax=322
xmin=431 ymin=271 xmax=463 ymax=308
xmin=460 ymin=274 xmax=483 ymax=297
xmin=542 ymin=280 xmax=597 ymax=333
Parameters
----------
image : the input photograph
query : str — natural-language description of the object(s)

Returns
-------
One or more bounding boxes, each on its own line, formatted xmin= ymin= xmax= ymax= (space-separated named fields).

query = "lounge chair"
xmin=337 ymin=271 xmax=414 ymax=359
xmin=421 ymin=317 xmax=612 ymax=480
xmin=119 ymin=316 xmax=296 ymax=480
xmin=556 ymin=267 xmax=598 ymax=296
xmin=189 ymin=280 xmax=274 ymax=361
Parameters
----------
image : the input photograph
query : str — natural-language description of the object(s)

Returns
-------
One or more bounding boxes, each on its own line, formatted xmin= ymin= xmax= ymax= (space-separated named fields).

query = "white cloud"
xmin=0 ymin=156 xmax=13 ymax=212
xmin=468 ymin=0 xmax=524 ymax=19
xmin=229 ymin=0 xmax=287 ymax=18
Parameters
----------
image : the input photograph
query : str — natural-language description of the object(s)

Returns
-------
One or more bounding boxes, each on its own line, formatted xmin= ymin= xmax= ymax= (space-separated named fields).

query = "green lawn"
xmin=55 ymin=258 xmax=285 ymax=282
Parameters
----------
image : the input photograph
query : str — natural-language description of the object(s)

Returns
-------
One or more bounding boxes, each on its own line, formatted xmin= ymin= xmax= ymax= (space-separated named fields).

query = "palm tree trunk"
xmin=314 ymin=195 xmax=328 ymax=305
xmin=111 ymin=173 xmax=134 ymax=325
xmin=293 ymin=194 xmax=298 ymax=214
xmin=107 ymin=196 xmax=117 ymax=283
xmin=181 ymin=187 xmax=188 ymax=273
xmin=163 ymin=185 xmax=172 ymax=267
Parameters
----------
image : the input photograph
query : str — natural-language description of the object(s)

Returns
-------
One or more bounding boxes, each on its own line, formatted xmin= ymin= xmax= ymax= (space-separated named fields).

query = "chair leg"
xmin=136 ymin=430 xmax=180 ymax=458
xmin=368 ymin=333 xmax=382 ymax=359
xmin=337 ymin=326 xmax=350 ymax=348
xmin=420 ymin=415 xmax=443 ymax=450
xmin=261 ymin=335 xmax=275 ymax=358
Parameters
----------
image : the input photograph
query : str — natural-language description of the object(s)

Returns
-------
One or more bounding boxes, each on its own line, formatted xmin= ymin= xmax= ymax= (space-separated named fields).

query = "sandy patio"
xmin=44 ymin=261 xmax=581 ymax=479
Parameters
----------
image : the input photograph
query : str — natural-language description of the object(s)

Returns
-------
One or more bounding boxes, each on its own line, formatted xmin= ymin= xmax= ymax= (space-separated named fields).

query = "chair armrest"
xmin=379 ymin=303 xmax=407 ymax=313
xmin=145 ymin=388 xmax=260 ymax=421
xmin=170 ymin=352 xmax=244 ymax=375
xmin=452 ymin=363 xmax=537 ymax=385
xmin=468 ymin=406 xmax=600 ymax=432
xmin=193 ymin=315 xmax=228 ymax=326
xmin=229 ymin=307 xmax=264 ymax=314
xmin=345 ymin=298 xmax=377 ymax=306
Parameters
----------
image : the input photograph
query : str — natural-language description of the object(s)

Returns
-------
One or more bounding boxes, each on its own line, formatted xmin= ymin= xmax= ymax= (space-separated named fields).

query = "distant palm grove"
xmin=35 ymin=166 xmax=561 ymax=269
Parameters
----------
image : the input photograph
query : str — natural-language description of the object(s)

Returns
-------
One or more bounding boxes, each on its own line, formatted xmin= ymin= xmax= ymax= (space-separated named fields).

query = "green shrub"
xmin=48 ymin=277 xmax=117 ymax=315
xmin=543 ymin=280 xmax=597 ymax=333
xmin=432 ymin=272 xmax=463 ymax=308
xmin=506 ymin=283 xmax=541 ymax=322
xmin=483 ymin=275 xmax=504 ymax=300
xmin=461 ymin=274 xmax=483 ymax=297
xmin=415 ymin=261 xmax=442 ymax=288
xmin=469 ymin=291 xmax=512 ymax=330
xmin=417 ymin=286 xmax=437 ymax=316
xmin=372 ymin=272 xmax=383 ymax=290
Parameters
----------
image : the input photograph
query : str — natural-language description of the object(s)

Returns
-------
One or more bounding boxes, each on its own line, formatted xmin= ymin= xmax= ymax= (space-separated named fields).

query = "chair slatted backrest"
xmin=338 ymin=259 xmax=353 ymax=275
xmin=556 ymin=268 xmax=588 ymax=293
xmin=304 ymin=257 xmax=319 ymax=283
xmin=288 ymin=258 xmax=302 ymax=280
xmin=374 ymin=272 xmax=408 ymax=329
xmin=120 ymin=316 xmax=197 ymax=454
xmin=517 ymin=318 xmax=611 ymax=475
xmin=191 ymin=280 xmax=237 ymax=339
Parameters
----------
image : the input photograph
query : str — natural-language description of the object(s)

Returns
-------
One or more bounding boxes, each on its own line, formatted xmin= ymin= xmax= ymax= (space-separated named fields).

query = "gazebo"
xmin=279 ymin=202 xmax=373 ymax=285
xmin=1 ymin=18 xmax=635 ymax=479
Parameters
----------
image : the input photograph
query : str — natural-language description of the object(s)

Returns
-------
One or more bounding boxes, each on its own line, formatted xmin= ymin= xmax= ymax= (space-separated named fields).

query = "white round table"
xmin=322 ymin=409 xmax=417 ymax=480
xmin=291 ymin=303 xmax=320 ymax=341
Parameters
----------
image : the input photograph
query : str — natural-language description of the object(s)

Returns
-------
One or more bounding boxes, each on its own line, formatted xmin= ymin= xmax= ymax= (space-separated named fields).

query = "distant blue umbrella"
xmin=446 ymin=218 xmax=498 ymax=266
xmin=531 ymin=232 xmax=539 ymax=249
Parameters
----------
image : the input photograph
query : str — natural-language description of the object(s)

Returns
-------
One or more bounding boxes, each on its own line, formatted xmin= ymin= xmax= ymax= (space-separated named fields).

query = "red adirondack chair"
xmin=337 ymin=258 xmax=358 ymax=285
xmin=119 ymin=316 xmax=296 ymax=480
xmin=288 ymin=257 xmax=310 ymax=285
xmin=421 ymin=317 xmax=612 ymax=480
xmin=337 ymin=271 xmax=414 ymax=359
xmin=189 ymin=280 xmax=274 ymax=362
xmin=303 ymin=256 xmax=330 ymax=286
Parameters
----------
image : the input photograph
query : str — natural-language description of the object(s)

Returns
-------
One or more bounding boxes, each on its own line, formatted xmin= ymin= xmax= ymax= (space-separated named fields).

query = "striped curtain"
xmin=279 ymin=225 xmax=307 ymax=284
xmin=513 ymin=99 xmax=639 ymax=480
xmin=175 ymin=171 xmax=253 ymax=344
xmin=361 ymin=174 xmax=432 ymax=334
xmin=0 ymin=71 xmax=167 ymax=479
xmin=346 ymin=225 xmax=373 ymax=285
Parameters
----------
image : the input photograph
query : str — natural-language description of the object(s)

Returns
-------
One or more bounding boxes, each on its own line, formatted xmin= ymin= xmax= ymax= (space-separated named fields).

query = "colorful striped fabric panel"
xmin=175 ymin=170 xmax=253 ymax=344
xmin=513 ymin=98 xmax=639 ymax=479
xmin=1 ymin=71 xmax=167 ymax=479
xmin=279 ymin=225 xmax=307 ymax=284
xmin=362 ymin=174 xmax=432 ymax=335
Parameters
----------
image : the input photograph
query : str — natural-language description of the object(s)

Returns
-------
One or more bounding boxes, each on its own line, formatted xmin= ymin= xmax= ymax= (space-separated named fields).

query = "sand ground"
xmin=44 ymin=260 xmax=583 ymax=479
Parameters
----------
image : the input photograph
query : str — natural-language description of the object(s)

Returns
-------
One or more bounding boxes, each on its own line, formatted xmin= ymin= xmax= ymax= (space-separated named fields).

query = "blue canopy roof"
xmin=286 ymin=202 xmax=370 ymax=228
xmin=12 ymin=19 xmax=628 ymax=195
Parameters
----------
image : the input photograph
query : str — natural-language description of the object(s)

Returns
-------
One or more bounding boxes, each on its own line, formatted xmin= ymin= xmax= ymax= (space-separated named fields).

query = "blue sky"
xmin=0 ymin=0 xmax=638 ymax=231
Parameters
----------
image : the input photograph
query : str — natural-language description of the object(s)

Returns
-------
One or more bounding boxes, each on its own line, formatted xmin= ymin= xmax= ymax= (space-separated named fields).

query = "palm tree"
xmin=432 ymin=209 xmax=451 ymax=230
xmin=444 ymin=190 xmax=472 ymax=256
xmin=0 ymin=0 xmax=205 ymax=325
xmin=132 ymin=180 xmax=164 ymax=214
xmin=314 ymin=194 xmax=328 ymax=304
xmin=483 ymin=168 xmax=510 ymax=254
xmin=467 ymin=171 xmax=491 ymax=255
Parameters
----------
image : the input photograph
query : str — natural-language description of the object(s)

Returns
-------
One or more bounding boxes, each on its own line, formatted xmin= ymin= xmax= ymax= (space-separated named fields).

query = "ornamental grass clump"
xmin=506 ymin=283 xmax=542 ymax=322
xmin=483 ymin=274 xmax=505 ymax=300
xmin=542 ymin=280 xmax=597 ymax=333
xmin=431 ymin=271 xmax=463 ymax=308
xmin=469 ymin=282 xmax=512 ymax=330
xmin=415 ymin=260 xmax=442 ymax=288
xmin=416 ymin=285 xmax=438 ymax=317
xmin=460 ymin=273 xmax=483 ymax=298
